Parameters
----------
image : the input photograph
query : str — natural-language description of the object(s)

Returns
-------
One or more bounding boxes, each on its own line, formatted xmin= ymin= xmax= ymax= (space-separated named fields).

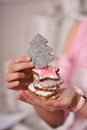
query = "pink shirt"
xmin=59 ymin=18 xmax=87 ymax=130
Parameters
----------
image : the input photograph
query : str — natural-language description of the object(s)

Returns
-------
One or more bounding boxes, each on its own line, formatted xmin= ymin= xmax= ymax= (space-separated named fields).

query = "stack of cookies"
xmin=27 ymin=34 xmax=63 ymax=99
xmin=29 ymin=66 xmax=63 ymax=99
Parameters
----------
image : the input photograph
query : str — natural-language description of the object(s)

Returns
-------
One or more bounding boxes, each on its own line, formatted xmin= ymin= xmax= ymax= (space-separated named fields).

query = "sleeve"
xmin=58 ymin=18 xmax=87 ymax=122
xmin=58 ymin=54 xmax=73 ymax=89
xmin=58 ymin=54 xmax=74 ymax=121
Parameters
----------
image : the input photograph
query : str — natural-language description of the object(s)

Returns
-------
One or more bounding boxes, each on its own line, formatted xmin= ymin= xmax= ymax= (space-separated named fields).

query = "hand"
xmin=45 ymin=88 xmax=80 ymax=111
xmin=16 ymin=89 xmax=55 ymax=111
xmin=4 ymin=55 xmax=55 ymax=111
xmin=16 ymin=88 xmax=80 ymax=112
xmin=4 ymin=56 xmax=34 ymax=90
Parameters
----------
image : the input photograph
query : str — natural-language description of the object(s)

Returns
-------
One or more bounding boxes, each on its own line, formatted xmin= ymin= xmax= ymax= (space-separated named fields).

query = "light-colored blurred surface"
xmin=0 ymin=0 xmax=87 ymax=130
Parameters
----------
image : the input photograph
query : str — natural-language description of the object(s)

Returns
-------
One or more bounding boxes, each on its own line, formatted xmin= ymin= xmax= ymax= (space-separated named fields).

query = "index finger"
xmin=12 ymin=56 xmax=31 ymax=64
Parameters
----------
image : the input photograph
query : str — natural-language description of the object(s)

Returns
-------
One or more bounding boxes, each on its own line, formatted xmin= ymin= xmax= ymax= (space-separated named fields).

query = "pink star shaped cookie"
xmin=33 ymin=66 xmax=59 ymax=80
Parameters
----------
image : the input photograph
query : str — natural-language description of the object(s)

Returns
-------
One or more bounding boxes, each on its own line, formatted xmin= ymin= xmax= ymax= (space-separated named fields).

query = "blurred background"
xmin=0 ymin=0 xmax=87 ymax=130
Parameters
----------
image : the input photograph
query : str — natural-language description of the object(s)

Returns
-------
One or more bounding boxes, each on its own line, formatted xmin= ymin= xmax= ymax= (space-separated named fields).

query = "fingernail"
xmin=28 ymin=62 xmax=34 ymax=67
xmin=15 ymin=81 xmax=19 ymax=85
xmin=26 ymin=56 xmax=31 ymax=61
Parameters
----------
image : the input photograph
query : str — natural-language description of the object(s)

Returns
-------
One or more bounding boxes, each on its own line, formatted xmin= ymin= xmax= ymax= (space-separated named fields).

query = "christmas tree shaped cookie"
xmin=27 ymin=34 xmax=63 ymax=99
xmin=27 ymin=34 xmax=55 ymax=68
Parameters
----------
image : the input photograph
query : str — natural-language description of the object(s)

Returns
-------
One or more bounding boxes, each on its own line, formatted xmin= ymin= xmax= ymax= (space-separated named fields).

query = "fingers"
xmin=6 ymin=79 xmax=30 ymax=90
xmin=16 ymin=90 xmax=58 ymax=111
xmin=4 ymin=55 xmax=34 ymax=91
xmin=7 ymin=81 xmax=20 ymax=89
xmin=17 ymin=90 xmax=33 ymax=104
xmin=5 ymin=72 xmax=25 ymax=82
xmin=25 ymin=91 xmax=54 ymax=110
xmin=11 ymin=56 xmax=31 ymax=64
xmin=17 ymin=90 xmax=43 ymax=107
xmin=8 ymin=61 xmax=34 ymax=73
xmin=5 ymin=70 xmax=33 ymax=89
xmin=5 ymin=71 xmax=33 ymax=91
xmin=8 ymin=56 xmax=34 ymax=73
xmin=13 ymin=62 xmax=34 ymax=72
xmin=45 ymin=88 xmax=75 ymax=109
xmin=25 ymin=90 xmax=40 ymax=105
xmin=17 ymin=90 xmax=35 ymax=105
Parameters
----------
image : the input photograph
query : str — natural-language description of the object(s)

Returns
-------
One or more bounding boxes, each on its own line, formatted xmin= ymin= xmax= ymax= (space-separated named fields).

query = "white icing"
xmin=28 ymin=83 xmax=54 ymax=97
xmin=35 ymin=82 xmax=57 ymax=90
xmin=28 ymin=83 xmax=36 ymax=92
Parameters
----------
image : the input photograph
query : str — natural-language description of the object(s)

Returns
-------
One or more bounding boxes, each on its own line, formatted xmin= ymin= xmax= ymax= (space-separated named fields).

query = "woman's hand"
xmin=4 ymin=55 xmax=57 ymax=110
xmin=4 ymin=56 xmax=34 ymax=90
xmin=17 ymin=89 xmax=57 ymax=111
xmin=16 ymin=89 xmax=65 ymax=128
xmin=45 ymin=88 xmax=80 ymax=111
xmin=16 ymin=90 xmax=49 ymax=109
xmin=16 ymin=88 xmax=80 ymax=112
xmin=4 ymin=55 xmax=54 ymax=110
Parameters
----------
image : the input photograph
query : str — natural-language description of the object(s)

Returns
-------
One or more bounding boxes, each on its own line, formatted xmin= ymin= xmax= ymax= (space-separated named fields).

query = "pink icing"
xmin=33 ymin=66 xmax=59 ymax=80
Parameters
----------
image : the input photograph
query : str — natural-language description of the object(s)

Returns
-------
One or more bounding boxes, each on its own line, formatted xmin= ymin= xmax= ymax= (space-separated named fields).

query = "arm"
xmin=35 ymin=106 xmax=64 ymax=128
xmin=62 ymin=22 xmax=87 ymax=118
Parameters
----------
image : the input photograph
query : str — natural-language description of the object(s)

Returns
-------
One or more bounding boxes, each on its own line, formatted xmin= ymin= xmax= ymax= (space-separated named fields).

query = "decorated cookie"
xmin=27 ymin=34 xmax=55 ymax=68
xmin=28 ymin=83 xmax=61 ymax=99
xmin=32 ymin=66 xmax=59 ymax=80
